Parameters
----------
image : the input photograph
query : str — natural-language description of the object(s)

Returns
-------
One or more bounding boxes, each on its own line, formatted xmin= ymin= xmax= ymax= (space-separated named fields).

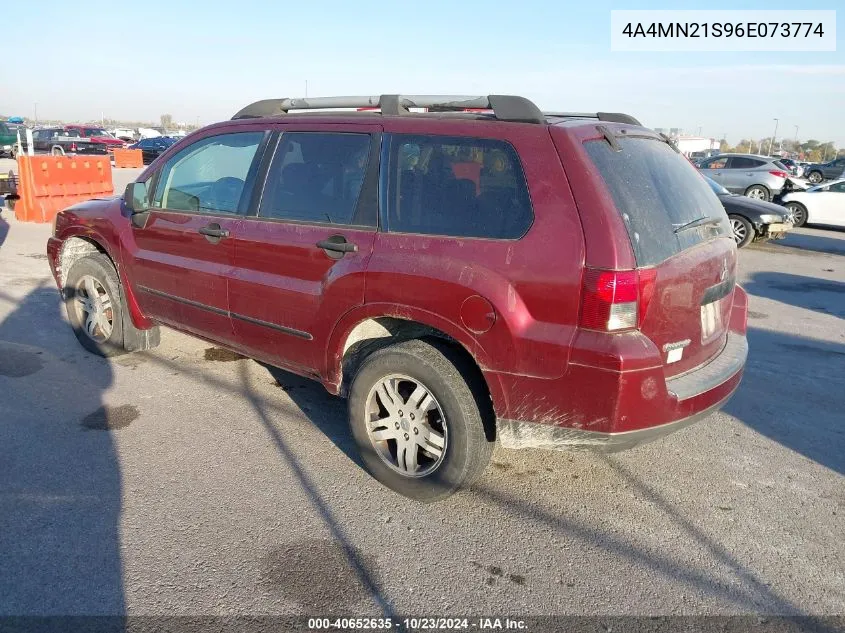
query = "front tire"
xmin=786 ymin=202 xmax=808 ymax=228
xmin=348 ymin=339 xmax=494 ymax=502
xmin=64 ymin=253 xmax=160 ymax=357
xmin=728 ymin=215 xmax=755 ymax=248
xmin=807 ymin=171 xmax=823 ymax=184
xmin=744 ymin=185 xmax=770 ymax=202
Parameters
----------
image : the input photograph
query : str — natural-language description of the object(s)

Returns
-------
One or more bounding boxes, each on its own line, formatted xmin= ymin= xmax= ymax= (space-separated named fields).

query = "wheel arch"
xmin=326 ymin=306 xmax=508 ymax=421
xmin=57 ymin=230 xmax=153 ymax=329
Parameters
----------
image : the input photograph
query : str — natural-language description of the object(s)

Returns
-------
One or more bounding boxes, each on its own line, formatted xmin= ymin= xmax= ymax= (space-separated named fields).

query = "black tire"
xmin=348 ymin=338 xmax=494 ymax=502
xmin=744 ymin=185 xmax=770 ymax=202
xmin=786 ymin=202 xmax=808 ymax=228
xmin=728 ymin=214 xmax=755 ymax=249
xmin=51 ymin=146 xmax=64 ymax=157
xmin=807 ymin=171 xmax=823 ymax=184
xmin=63 ymin=253 xmax=160 ymax=357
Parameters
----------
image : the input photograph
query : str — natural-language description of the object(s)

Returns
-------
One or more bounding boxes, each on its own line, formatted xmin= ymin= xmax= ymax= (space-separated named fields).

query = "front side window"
xmin=386 ymin=134 xmax=532 ymax=239
xmin=258 ymin=132 xmax=372 ymax=225
xmin=152 ymin=132 xmax=264 ymax=214
xmin=829 ymin=182 xmax=845 ymax=193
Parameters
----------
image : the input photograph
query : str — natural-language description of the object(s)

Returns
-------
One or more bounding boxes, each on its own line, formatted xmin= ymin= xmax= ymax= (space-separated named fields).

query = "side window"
xmin=152 ymin=132 xmax=264 ymax=214
xmin=729 ymin=157 xmax=764 ymax=169
xmin=829 ymin=182 xmax=845 ymax=193
xmin=704 ymin=157 xmax=728 ymax=169
xmin=258 ymin=132 xmax=372 ymax=225
xmin=386 ymin=134 xmax=532 ymax=239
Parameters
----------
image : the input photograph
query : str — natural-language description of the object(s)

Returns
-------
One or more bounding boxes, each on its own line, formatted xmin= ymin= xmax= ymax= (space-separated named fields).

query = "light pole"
xmin=793 ymin=125 xmax=799 ymax=155
xmin=34 ymin=102 xmax=38 ymax=124
xmin=767 ymin=118 xmax=779 ymax=155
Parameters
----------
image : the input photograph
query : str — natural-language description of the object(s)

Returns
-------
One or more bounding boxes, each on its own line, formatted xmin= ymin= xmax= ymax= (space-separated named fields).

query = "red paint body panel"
xmin=44 ymin=112 xmax=749 ymax=447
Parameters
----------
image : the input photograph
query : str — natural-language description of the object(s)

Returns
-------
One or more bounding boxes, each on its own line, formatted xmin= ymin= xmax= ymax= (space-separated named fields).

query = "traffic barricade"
xmin=113 ymin=148 xmax=143 ymax=168
xmin=14 ymin=155 xmax=114 ymax=224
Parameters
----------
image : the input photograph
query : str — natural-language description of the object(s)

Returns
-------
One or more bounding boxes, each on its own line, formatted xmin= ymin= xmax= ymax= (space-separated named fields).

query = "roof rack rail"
xmin=544 ymin=111 xmax=643 ymax=126
xmin=231 ymin=94 xmax=546 ymax=124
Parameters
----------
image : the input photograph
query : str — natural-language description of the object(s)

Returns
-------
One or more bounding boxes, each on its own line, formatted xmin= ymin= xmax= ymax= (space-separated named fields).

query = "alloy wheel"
xmin=730 ymin=218 xmax=748 ymax=244
xmin=365 ymin=374 xmax=448 ymax=478
xmin=73 ymin=275 xmax=114 ymax=342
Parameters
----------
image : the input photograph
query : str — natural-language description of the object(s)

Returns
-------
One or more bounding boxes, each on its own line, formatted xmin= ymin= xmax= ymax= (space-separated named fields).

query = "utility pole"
xmin=34 ymin=102 xmax=38 ymax=125
xmin=767 ymin=118 xmax=779 ymax=155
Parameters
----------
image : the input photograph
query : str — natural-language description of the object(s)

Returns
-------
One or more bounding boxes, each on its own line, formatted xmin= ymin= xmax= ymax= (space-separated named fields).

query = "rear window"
xmin=584 ymin=136 xmax=731 ymax=266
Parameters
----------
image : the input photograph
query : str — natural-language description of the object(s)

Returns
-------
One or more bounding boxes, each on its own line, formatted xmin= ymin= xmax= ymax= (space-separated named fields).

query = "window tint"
xmin=729 ymin=157 xmax=764 ymax=169
xmin=703 ymin=157 xmax=728 ymax=169
xmin=829 ymin=182 xmax=845 ymax=193
xmin=258 ymin=132 xmax=372 ymax=225
xmin=584 ymin=137 xmax=731 ymax=267
xmin=386 ymin=134 xmax=532 ymax=239
xmin=152 ymin=132 xmax=264 ymax=214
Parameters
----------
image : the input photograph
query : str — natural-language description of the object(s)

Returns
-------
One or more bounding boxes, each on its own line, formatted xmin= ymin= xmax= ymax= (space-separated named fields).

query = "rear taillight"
xmin=769 ymin=170 xmax=789 ymax=178
xmin=580 ymin=268 xmax=657 ymax=332
xmin=70 ymin=142 xmax=77 ymax=152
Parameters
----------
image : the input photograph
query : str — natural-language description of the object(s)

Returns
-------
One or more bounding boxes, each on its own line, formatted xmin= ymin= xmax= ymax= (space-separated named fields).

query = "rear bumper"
xmin=497 ymin=390 xmax=736 ymax=452
xmin=489 ymin=286 xmax=749 ymax=452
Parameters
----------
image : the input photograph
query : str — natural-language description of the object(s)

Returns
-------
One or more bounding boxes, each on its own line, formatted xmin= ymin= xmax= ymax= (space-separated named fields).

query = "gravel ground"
xmin=0 ymin=200 xmax=843 ymax=619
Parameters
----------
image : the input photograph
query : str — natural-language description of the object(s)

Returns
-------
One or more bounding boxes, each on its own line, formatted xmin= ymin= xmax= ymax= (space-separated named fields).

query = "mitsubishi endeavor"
xmin=46 ymin=94 xmax=749 ymax=501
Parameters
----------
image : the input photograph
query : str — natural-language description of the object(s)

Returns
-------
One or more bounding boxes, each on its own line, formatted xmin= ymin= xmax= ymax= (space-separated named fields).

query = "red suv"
xmin=46 ymin=95 xmax=748 ymax=501
xmin=63 ymin=125 xmax=126 ymax=150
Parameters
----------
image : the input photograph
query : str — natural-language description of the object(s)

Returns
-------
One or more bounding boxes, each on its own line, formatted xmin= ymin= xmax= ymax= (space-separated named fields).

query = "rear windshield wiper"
xmin=673 ymin=216 xmax=723 ymax=233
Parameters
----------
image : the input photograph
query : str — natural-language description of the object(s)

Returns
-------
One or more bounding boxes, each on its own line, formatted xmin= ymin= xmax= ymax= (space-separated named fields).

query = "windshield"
xmin=85 ymin=128 xmax=112 ymax=137
xmin=703 ymin=175 xmax=730 ymax=196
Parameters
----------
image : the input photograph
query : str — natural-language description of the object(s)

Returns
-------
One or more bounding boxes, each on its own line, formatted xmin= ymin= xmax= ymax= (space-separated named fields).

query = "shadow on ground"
xmin=742 ymin=272 xmax=845 ymax=320
xmin=760 ymin=227 xmax=845 ymax=257
xmin=724 ymin=326 xmax=845 ymax=476
xmin=0 ymin=287 xmax=124 ymax=617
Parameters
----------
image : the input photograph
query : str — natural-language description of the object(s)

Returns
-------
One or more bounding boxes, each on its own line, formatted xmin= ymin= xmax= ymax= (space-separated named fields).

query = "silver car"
xmin=697 ymin=153 xmax=790 ymax=202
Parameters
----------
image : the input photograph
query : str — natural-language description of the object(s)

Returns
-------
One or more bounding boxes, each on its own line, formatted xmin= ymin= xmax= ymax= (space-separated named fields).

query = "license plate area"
xmin=700 ymin=299 xmax=724 ymax=344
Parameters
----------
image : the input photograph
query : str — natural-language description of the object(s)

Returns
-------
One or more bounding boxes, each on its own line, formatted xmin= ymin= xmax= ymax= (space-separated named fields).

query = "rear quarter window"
xmin=584 ymin=136 xmax=731 ymax=266
xmin=385 ymin=134 xmax=533 ymax=239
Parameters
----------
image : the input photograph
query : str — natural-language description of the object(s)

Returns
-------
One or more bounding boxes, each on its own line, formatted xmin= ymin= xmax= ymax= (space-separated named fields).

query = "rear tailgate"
xmin=562 ymin=125 xmax=737 ymax=378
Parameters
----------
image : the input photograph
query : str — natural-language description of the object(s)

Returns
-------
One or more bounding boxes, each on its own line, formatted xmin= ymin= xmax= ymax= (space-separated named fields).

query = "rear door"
xmin=812 ymin=181 xmax=845 ymax=225
xmin=725 ymin=156 xmax=765 ymax=193
xmin=125 ymin=129 xmax=268 ymax=345
xmin=583 ymin=134 xmax=737 ymax=379
xmin=228 ymin=124 xmax=381 ymax=374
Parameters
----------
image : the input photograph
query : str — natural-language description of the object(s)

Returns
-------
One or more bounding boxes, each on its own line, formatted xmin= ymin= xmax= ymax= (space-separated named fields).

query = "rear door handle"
xmin=316 ymin=238 xmax=358 ymax=254
xmin=198 ymin=224 xmax=229 ymax=238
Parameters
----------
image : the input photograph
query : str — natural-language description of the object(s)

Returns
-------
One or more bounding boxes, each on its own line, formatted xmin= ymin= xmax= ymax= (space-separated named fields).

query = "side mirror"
xmin=124 ymin=181 xmax=148 ymax=213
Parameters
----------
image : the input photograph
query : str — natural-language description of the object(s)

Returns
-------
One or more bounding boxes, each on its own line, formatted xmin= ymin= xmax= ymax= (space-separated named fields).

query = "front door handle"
xmin=316 ymin=236 xmax=358 ymax=258
xmin=198 ymin=223 xmax=229 ymax=241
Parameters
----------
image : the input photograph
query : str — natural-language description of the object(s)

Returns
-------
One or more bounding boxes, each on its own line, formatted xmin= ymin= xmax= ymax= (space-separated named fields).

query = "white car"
xmin=780 ymin=178 xmax=845 ymax=228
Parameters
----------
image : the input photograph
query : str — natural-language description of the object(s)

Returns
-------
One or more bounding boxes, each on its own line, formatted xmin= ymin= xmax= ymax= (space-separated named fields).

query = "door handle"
xmin=198 ymin=223 xmax=230 ymax=239
xmin=316 ymin=237 xmax=358 ymax=254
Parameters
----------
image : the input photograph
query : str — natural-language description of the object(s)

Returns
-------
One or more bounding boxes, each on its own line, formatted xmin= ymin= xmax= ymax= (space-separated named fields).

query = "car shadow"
xmin=0 ymin=286 xmax=125 ymax=622
xmin=260 ymin=363 xmax=363 ymax=467
xmin=723 ymin=326 xmax=845 ymax=476
xmin=742 ymin=272 xmax=845 ymax=320
xmin=759 ymin=228 xmax=845 ymax=257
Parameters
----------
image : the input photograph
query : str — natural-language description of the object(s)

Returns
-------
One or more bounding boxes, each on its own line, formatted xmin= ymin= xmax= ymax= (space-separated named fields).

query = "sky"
xmin=2 ymin=0 xmax=843 ymax=145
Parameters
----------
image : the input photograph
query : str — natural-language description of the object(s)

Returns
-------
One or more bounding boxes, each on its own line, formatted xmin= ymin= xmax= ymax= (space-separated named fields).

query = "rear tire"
xmin=64 ymin=253 xmax=160 ymax=357
xmin=786 ymin=202 xmax=808 ymax=228
xmin=347 ymin=338 xmax=494 ymax=502
xmin=807 ymin=171 xmax=823 ymax=184
xmin=728 ymin=215 xmax=755 ymax=248
xmin=744 ymin=185 xmax=770 ymax=202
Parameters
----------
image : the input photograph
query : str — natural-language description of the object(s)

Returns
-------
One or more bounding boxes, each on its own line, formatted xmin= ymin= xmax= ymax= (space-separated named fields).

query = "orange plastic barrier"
xmin=14 ymin=155 xmax=114 ymax=224
xmin=112 ymin=148 xmax=143 ymax=168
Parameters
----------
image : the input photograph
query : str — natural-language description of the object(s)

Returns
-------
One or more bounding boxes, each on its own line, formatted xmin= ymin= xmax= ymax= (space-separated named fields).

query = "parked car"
xmin=702 ymin=176 xmax=791 ymax=247
xmin=13 ymin=127 xmax=109 ymax=157
xmin=775 ymin=158 xmax=803 ymax=178
xmin=802 ymin=157 xmax=845 ymax=184
xmin=110 ymin=128 xmax=137 ymax=142
xmin=63 ymin=125 xmax=126 ymax=151
xmin=46 ymin=94 xmax=749 ymax=501
xmin=780 ymin=178 xmax=845 ymax=228
xmin=697 ymin=153 xmax=790 ymax=202
xmin=128 ymin=136 xmax=178 ymax=164
xmin=0 ymin=121 xmax=16 ymax=157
